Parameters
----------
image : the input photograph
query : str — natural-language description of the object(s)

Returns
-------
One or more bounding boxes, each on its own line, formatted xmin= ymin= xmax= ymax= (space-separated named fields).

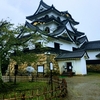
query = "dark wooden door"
xmin=67 ymin=62 xmax=72 ymax=72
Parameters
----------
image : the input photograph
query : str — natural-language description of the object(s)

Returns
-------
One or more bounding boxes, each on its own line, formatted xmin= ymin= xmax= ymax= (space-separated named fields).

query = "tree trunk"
xmin=0 ymin=66 xmax=3 ymax=83
xmin=0 ymin=57 xmax=3 ymax=83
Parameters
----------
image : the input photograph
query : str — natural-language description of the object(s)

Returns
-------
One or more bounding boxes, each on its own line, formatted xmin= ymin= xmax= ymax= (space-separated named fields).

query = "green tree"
xmin=0 ymin=20 xmax=46 ymax=84
xmin=0 ymin=20 xmax=15 ymax=83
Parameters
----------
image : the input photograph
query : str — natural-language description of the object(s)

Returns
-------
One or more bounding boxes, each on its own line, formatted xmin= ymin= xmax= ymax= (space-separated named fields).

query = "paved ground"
xmin=65 ymin=74 xmax=100 ymax=100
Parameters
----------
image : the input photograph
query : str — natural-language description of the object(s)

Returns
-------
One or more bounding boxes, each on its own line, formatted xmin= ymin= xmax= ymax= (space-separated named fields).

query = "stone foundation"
xmin=6 ymin=54 xmax=59 ymax=76
xmin=87 ymin=64 xmax=100 ymax=72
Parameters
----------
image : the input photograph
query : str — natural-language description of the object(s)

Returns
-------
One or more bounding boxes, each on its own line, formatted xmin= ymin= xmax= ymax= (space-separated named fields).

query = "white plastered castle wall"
xmin=87 ymin=50 xmax=100 ymax=60
xmin=57 ymin=56 xmax=87 ymax=75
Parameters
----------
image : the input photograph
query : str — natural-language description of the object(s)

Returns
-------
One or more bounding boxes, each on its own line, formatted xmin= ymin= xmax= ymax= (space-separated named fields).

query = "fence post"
xmin=21 ymin=93 xmax=25 ymax=100
xmin=43 ymin=87 xmax=47 ymax=100
xmin=37 ymin=89 xmax=40 ymax=100
xmin=60 ymin=79 xmax=67 ymax=97
xmin=50 ymin=70 xmax=53 ymax=96
xmin=2 ymin=95 xmax=4 ymax=100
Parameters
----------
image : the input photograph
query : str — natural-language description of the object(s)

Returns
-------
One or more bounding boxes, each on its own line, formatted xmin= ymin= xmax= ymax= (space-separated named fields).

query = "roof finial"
xmin=40 ymin=0 xmax=43 ymax=3
xmin=52 ymin=4 xmax=54 ymax=7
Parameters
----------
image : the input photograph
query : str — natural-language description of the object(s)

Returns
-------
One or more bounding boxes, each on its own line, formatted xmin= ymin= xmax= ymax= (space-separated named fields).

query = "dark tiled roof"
xmin=66 ymin=29 xmax=84 ymax=37
xmin=26 ymin=0 xmax=51 ymax=20
xmin=24 ymin=21 xmax=85 ymax=43
xmin=20 ymin=22 xmax=71 ymax=42
xmin=66 ymin=29 xmax=76 ymax=36
xmin=76 ymin=31 xmax=85 ymax=36
xmin=61 ymin=11 xmax=79 ymax=25
xmin=55 ymin=50 xmax=86 ymax=59
xmin=39 ymin=0 xmax=50 ymax=10
xmin=48 ymin=26 xmax=65 ymax=36
xmin=57 ymin=36 xmax=73 ymax=42
xmin=17 ymin=21 xmax=37 ymax=38
xmin=96 ymin=53 xmax=100 ymax=57
xmin=80 ymin=40 xmax=100 ymax=50
xmin=68 ymin=18 xmax=79 ymax=25
xmin=66 ymin=29 xmax=87 ymax=44
xmin=18 ymin=21 xmax=44 ymax=39
xmin=25 ymin=21 xmax=37 ymax=31
xmin=26 ymin=21 xmax=44 ymax=34
xmin=77 ymin=36 xmax=88 ymax=44
xmin=32 ymin=15 xmax=62 ymax=25
xmin=26 ymin=0 xmax=79 ymax=26
xmin=45 ymin=47 xmax=70 ymax=54
xmin=22 ymin=46 xmax=69 ymax=54
xmin=26 ymin=6 xmax=61 ymax=21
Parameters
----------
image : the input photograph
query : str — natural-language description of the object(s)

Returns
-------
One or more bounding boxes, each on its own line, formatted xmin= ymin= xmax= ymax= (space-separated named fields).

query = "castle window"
xmin=33 ymin=22 xmax=38 ymax=25
xmin=35 ymin=42 xmax=41 ymax=49
xmin=45 ymin=15 xmax=49 ymax=20
xmin=37 ymin=65 xmax=44 ymax=77
xmin=66 ymin=14 xmax=69 ymax=17
xmin=37 ymin=65 xmax=44 ymax=72
xmin=74 ymin=36 xmax=76 ymax=40
xmin=54 ymin=42 xmax=60 ymax=50
xmin=45 ymin=27 xmax=50 ymax=33
xmin=57 ymin=17 xmax=60 ymax=21
xmin=39 ymin=8 xmax=44 ymax=12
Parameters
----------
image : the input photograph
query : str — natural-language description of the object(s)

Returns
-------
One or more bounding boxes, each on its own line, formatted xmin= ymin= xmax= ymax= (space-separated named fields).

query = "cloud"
xmin=0 ymin=0 xmax=26 ymax=25
xmin=0 ymin=0 xmax=100 ymax=41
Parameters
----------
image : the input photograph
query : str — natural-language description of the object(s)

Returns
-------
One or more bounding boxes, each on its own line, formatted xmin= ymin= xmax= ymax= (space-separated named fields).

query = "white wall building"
xmin=19 ymin=0 xmax=100 ymax=75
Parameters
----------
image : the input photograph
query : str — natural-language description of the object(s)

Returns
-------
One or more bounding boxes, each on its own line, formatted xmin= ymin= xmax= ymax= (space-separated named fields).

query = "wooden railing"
xmin=1 ymin=76 xmax=67 ymax=100
xmin=2 ymin=76 xmax=49 ymax=82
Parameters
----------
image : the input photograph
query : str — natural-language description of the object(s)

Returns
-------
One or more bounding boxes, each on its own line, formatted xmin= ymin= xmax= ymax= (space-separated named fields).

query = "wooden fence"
xmin=2 ymin=76 xmax=49 ymax=82
xmin=1 ymin=76 xmax=67 ymax=100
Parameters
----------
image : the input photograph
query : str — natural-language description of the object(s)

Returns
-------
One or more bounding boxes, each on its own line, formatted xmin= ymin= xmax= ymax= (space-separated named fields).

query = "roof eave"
xmin=26 ymin=6 xmax=62 ymax=21
xmin=55 ymin=57 xmax=81 ymax=60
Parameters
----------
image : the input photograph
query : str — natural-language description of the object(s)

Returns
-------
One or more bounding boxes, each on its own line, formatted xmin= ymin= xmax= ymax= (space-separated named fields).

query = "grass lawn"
xmin=0 ymin=81 xmax=47 ymax=92
xmin=0 ymin=80 xmax=66 ymax=100
xmin=87 ymin=72 xmax=100 ymax=76
xmin=0 ymin=81 xmax=48 ymax=99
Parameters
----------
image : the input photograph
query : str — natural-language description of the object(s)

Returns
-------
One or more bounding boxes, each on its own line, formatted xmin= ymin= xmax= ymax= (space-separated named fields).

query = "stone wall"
xmin=87 ymin=64 xmax=100 ymax=72
xmin=6 ymin=54 xmax=59 ymax=75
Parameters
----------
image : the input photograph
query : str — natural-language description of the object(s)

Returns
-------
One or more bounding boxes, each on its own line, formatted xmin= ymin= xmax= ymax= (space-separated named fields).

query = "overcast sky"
xmin=0 ymin=0 xmax=100 ymax=41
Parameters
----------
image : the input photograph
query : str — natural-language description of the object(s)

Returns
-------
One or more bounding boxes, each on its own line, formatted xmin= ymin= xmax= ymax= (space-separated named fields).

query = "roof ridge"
xmin=88 ymin=40 xmax=100 ymax=43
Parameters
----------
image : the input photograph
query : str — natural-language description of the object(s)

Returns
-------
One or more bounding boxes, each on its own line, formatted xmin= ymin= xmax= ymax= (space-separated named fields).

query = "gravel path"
xmin=65 ymin=75 xmax=100 ymax=100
